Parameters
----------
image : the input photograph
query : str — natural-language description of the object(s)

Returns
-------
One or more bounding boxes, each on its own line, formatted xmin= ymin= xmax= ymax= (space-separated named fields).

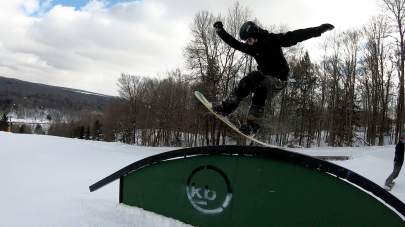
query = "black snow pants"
xmin=234 ymin=71 xmax=287 ymax=107
xmin=385 ymin=162 xmax=403 ymax=186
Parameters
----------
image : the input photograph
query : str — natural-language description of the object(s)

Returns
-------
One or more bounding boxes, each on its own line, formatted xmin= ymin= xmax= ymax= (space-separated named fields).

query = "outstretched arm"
xmin=214 ymin=21 xmax=254 ymax=55
xmin=272 ymin=24 xmax=334 ymax=47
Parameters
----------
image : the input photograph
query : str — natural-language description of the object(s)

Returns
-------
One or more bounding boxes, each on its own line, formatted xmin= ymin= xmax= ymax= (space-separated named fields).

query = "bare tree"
xmin=382 ymin=0 xmax=405 ymax=141
xmin=117 ymin=74 xmax=148 ymax=143
xmin=184 ymin=3 xmax=252 ymax=145
xmin=363 ymin=15 xmax=394 ymax=145
xmin=320 ymin=34 xmax=344 ymax=146
xmin=341 ymin=30 xmax=361 ymax=146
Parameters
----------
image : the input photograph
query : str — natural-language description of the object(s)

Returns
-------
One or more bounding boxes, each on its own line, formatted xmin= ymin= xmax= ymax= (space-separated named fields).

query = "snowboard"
xmin=194 ymin=91 xmax=276 ymax=147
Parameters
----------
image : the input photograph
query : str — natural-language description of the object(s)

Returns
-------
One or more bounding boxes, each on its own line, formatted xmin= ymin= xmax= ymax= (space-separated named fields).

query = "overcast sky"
xmin=0 ymin=0 xmax=379 ymax=95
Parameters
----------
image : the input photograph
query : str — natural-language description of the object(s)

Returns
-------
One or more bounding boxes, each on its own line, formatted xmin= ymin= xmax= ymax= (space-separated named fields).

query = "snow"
xmin=291 ymin=146 xmax=405 ymax=201
xmin=9 ymin=118 xmax=50 ymax=124
xmin=0 ymin=132 xmax=190 ymax=227
xmin=0 ymin=131 xmax=404 ymax=226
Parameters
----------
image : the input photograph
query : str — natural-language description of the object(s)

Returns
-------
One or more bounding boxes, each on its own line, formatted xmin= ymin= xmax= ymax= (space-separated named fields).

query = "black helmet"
xmin=239 ymin=21 xmax=259 ymax=40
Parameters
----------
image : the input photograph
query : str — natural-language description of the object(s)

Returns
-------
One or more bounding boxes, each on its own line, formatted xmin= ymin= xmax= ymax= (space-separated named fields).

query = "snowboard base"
xmin=194 ymin=91 xmax=276 ymax=148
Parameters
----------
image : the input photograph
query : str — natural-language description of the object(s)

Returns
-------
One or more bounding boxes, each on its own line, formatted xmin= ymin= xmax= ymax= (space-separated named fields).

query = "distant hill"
xmin=0 ymin=76 xmax=118 ymax=119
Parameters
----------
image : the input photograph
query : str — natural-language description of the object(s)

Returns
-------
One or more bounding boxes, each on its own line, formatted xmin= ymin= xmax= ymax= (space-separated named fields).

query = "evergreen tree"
xmin=18 ymin=124 xmax=32 ymax=134
xmin=93 ymin=120 xmax=102 ymax=141
xmin=85 ymin=126 xmax=90 ymax=140
xmin=0 ymin=113 xmax=9 ymax=131
xmin=34 ymin=124 xmax=44 ymax=135
xmin=79 ymin=126 xmax=85 ymax=139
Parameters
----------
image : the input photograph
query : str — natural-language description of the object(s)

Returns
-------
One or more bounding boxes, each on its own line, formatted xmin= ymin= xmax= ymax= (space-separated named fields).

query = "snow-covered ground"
xmin=0 ymin=132 xmax=403 ymax=226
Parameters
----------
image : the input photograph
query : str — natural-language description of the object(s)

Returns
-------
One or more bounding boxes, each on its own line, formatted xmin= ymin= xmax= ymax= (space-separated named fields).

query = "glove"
xmin=319 ymin=23 xmax=334 ymax=33
xmin=213 ymin=21 xmax=223 ymax=31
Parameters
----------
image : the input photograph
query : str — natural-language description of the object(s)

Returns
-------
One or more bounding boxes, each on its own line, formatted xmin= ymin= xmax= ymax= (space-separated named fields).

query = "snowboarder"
xmin=384 ymin=130 xmax=405 ymax=190
xmin=212 ymin=21 xmax=334 ymax=135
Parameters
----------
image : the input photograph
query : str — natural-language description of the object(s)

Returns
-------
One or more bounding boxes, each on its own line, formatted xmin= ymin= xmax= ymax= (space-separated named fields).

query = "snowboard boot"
xmin=239 ymin=121 xmax=261 ymax=135
xmin=384 ymin=180 xmax=395 ymax=191
xmin=212 ymin=92 xmax=242 ymax=116
xmin=239 ymin=105 xmax=264 ymax=135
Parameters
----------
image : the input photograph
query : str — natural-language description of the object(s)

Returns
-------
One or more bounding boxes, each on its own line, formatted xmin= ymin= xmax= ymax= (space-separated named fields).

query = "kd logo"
xmin=186 ymin=165 xmax=232 ymax=214
xmin=188 ymin=185 xmax=217 ymax=205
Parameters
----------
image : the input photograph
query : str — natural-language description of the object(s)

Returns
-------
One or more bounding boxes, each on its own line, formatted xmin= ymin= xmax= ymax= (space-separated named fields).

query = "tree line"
xmin=2 ymin=1 xmax=405 ymax=148
xmin=97 ymin=1 xmax=405 ymax=147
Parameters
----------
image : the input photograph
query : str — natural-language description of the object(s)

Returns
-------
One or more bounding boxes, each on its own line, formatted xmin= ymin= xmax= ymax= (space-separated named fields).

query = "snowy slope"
xmin=0 ymin=132 xmax=404 ymax=226
xmin=291 ymin=146 xmax=405 ymax=202
xmin=0 ymin=132 xmax=190 ymax=227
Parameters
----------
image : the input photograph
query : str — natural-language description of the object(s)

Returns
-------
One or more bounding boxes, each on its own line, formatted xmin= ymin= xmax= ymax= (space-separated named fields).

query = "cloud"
xmin=0 ymin=0 xmax=379 ymax=95
xmin=0 ymin=1 xmax=190 ymax=95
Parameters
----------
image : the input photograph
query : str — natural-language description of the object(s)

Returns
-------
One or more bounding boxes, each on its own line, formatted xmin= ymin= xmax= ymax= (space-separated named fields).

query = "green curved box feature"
xmin=117 ymin=149 xmax=405 ymax=227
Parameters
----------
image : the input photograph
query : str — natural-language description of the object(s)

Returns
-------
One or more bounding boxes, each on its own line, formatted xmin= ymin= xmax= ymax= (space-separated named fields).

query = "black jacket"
xmin=395 ymin=142 xmax=404 ymax=165
xmin=217 ymin=26 xmax=324 ymax=81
